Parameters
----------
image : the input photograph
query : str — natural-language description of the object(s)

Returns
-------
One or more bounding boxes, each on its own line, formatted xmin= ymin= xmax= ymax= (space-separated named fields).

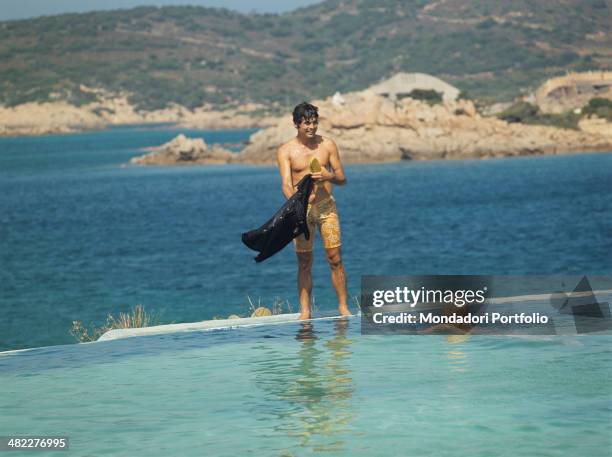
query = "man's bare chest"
xmin=289 ymin=149 xmax=330 ymax=173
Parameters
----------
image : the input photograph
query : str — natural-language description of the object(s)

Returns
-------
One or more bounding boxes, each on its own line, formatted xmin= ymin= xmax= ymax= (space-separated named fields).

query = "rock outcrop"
xmin=129 ymin=134 xmax=235 ymax=165
xmin=237 ymin=88 xmax=612 ymax=164
xmin=0 ymin=101 xmax=107 ymax=136
xmin=178 ymin=103 xmax=281 ymax=130
xmin=577 ymin=116 xmax=612 ymax=140
xmin=0 ymin=89 xmax=279 ymax=137
xmin=131 ymin=87 xmax=612 ymax=166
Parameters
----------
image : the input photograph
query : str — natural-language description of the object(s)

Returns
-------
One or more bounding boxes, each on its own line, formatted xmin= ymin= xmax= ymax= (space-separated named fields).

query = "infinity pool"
xmin=0 ymin=317 xmax=610 ymax=456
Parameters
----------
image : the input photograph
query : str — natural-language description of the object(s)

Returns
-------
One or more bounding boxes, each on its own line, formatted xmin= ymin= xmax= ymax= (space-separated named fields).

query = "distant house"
xmin=364 ymin=72 xmax=461 ymax=103
xmin=535 ymin=71 xmax=612 ymax=113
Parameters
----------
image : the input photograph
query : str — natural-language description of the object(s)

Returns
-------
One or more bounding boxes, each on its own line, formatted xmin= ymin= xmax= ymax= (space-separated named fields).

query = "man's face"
xmin=296 ymin=116 xmax=318 ymax=138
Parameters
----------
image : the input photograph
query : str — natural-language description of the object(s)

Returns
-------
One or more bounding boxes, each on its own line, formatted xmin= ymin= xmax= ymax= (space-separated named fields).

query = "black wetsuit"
xmin=241 ymin=174 xmax=314 ymax=263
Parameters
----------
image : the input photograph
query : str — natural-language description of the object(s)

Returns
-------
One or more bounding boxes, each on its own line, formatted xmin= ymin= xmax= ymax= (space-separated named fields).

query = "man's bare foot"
xmin=338 ymin=306 xmax=352 ymax=317
xmin=298 ymin=310 xmax=311 ymax=320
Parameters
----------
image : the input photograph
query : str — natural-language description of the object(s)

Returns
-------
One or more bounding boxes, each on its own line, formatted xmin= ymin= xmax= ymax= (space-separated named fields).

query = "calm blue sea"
xmin=1 ymin=126 xmax=611 ymax=351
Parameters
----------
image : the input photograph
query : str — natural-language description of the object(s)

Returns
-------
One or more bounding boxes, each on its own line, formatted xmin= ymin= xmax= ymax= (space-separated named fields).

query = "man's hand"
xmin=311 ymin=168 xmax=336 ymax=182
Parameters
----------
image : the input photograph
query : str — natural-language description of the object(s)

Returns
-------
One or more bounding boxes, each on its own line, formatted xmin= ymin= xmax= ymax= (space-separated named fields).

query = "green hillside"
xmin=0 ymin=0 xmax=609 ymax=110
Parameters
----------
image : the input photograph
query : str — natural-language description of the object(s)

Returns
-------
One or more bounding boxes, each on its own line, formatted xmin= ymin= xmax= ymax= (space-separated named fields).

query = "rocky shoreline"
xmin=129 ymin=88 xmax=612 ymax=166
xmin=3 ymin=77 xmax=610 ymax=165
xmin=0 ymin=89 xmax=279 ymax=137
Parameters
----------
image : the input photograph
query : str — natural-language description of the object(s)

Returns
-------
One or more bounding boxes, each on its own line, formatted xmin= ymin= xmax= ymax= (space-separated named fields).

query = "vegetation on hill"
xmin=497 ymin=97 xmax=612 ymax=130
xmin=400 ymin=89 xmax=444 ymax=105
xmin=582 ymin=97 xmax=612 ymax=121
xmin=0 ymin=0 xmax=609 ymax=111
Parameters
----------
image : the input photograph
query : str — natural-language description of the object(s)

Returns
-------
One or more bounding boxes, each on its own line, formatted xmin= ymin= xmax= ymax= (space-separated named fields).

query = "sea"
xmin=1 ymin=125 xmax=611 ymax=351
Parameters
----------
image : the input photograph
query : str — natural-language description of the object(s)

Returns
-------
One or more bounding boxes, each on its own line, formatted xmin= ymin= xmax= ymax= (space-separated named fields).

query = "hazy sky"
xmin=0 ymin=0 xmax=323 ymax=21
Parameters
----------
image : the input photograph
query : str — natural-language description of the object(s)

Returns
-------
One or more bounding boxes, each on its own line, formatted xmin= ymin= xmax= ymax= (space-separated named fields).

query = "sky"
xmin=0 ymin=0 xmax=323 ymax=21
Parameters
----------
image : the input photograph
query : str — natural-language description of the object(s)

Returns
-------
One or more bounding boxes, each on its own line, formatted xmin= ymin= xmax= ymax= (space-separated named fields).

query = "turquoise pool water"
xmin=1 ymin=318 xmax=610 ymax=456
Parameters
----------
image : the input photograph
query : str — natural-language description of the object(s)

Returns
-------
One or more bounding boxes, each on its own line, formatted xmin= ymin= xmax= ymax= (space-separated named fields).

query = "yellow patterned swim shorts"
xmin=294 ymin=196 xmax=342 ymax=252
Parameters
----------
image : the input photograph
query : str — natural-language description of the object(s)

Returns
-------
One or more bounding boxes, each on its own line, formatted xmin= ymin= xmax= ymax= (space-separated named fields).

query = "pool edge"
xmin=0 ymin=313 xmax=359 ymax=356
xmin=97 ymin=312 xmax=359 ymax=342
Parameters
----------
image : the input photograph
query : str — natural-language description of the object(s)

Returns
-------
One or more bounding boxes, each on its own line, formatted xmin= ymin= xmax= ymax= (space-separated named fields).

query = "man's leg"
xmin=297 ymin=251 xmax=313 ymax=320
xmin=325 ymin=247 xmax=351 ymax=316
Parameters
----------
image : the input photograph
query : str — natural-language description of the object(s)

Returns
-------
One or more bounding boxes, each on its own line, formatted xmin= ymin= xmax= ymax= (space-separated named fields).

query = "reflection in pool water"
xmin=253 ymin=319 xmax=355 ymax=453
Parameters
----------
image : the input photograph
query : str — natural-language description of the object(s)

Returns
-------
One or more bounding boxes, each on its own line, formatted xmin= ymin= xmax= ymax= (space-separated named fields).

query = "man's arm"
xmin=325 ymin=138 xmax=347 ymax=185
xmin=277 ymin=145 xmax=294 ymax=199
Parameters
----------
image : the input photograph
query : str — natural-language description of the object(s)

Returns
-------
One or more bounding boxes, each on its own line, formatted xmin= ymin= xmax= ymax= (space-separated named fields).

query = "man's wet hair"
xmin=293 ymin=102 xmax=319 ymax=126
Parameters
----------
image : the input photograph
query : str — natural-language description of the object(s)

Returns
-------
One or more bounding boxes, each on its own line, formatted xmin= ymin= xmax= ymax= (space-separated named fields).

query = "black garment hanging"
xmin=241 ymin=174 xmax=314 ymax=262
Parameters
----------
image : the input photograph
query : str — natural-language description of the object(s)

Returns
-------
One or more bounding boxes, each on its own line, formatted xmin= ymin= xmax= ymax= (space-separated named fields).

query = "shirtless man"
xmin=276 ymin=102 xmax=352 ymax=320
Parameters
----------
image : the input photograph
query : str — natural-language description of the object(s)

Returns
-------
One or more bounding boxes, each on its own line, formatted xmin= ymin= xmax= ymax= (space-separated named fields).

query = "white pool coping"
xmin=96 ymin=312 xmax=356 ymax=342
xmin=0 ymin=313 xmax=357 ymax=356
xmin=1 ymin=288 xmax=610 ymax=356
xmin=96 ymin=288 xmax=612 ymax=342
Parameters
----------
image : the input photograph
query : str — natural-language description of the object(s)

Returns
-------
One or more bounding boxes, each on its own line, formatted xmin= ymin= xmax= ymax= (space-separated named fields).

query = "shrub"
xmin=498 ymin=101 xmax=539 ymax=123
xmin=582 ymin=97 xmax=612 ymax=121
xmin=498 ymin=101 xmax=581 ymax=129
xmin=400 ymin=89 xmax=443 ymax=105
xmin=70 ymin=304 xmax=163 ymax=342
